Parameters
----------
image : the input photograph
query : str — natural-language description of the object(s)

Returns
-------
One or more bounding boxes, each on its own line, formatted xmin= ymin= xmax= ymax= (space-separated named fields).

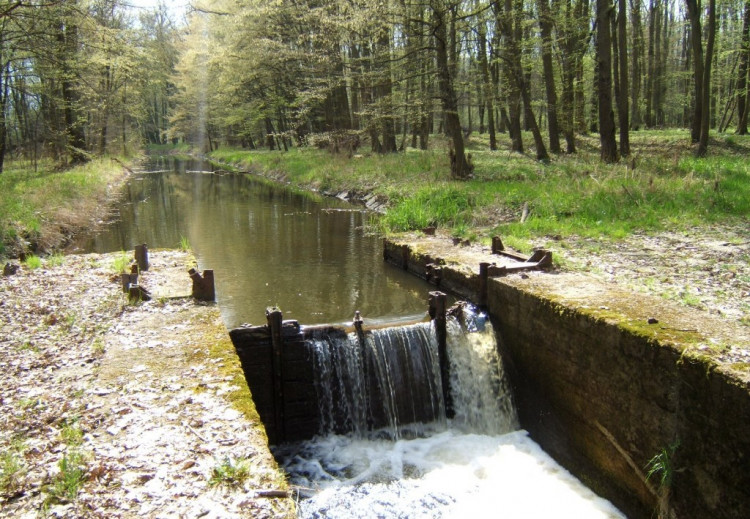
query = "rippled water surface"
xmin=72 ymin=156 xmax=431 ymax=328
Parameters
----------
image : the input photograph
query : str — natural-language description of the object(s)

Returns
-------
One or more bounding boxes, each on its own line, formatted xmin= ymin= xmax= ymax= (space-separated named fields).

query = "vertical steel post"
xmin=429 ymin=291 xmax=453 ymax=418
xmin=266 ymin=307 xmax=285 ymax=443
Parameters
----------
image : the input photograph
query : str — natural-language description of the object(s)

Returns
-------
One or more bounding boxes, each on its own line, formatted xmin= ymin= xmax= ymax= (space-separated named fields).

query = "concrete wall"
xmin=384 ymin=239 xmax=750 ymax=519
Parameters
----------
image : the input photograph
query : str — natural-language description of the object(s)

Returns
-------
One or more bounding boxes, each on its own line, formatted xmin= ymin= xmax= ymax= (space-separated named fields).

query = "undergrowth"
xmin=209 ymin=130 xmax=749 ymax=248
xmin=0 ymin=157 xmax=130 ymax=258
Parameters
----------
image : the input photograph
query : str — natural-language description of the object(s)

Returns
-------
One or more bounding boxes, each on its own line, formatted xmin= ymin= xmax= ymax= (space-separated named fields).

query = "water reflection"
xmin=73 ymin=156 xmax=431 ymax=328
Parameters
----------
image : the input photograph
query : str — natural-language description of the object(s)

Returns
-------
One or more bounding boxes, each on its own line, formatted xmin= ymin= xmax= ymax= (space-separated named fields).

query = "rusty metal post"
xmin=266 ymin=307 xmax=285 ymax=443
xmin=189 ymin=268 xmax=215 ymax=301
xmin=479 ymin=262 xmax=490 ymax=308
xmin=134 ymin=243 xmax=149 ymax=271
xmin=491 ymin=236 xmax=504 ymax=254
xmin=121 ymin=273 xmax=131 ymax=293
xmin=429 ymin=291 xmax=453 ymax=418
xmin=353 ymin=310 xmax=372 ymax=427
xmin=401 ymin=244 xmax=409 ymax=270
xmin=353 ymin=310 xmax=365 ymax=345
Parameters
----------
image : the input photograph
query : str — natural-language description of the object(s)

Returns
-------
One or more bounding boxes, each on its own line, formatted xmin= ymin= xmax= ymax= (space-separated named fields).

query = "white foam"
xmin=280 ymin=309 xmax=625 ymax=518
xmin=283 ymin=428 xmax=625 ymax=519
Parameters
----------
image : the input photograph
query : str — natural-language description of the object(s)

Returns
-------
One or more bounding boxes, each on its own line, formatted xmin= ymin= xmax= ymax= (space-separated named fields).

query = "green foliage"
xmin=59 ymin=418 xmax=84 ymax=447
xmin=47 ymin=253 xmax=66 ymax=267
xmin=209 ymin=456 xmax=252 ymax=488
xmin=111 ymin=251 xmax=132 ymax=274
xmin=645 ymin=441 xmax=680 ymax=490
xmin=91 ymin=337 xmax=106 ymax=357
xmin=23 ymin=255 xmax=42 ymax=270
xmin=48 ymin=451 xmax=87 ymax=503
xmin=0 ymin=443 xmax=26 ymax=497
xmin=179 ymin=235 xmax=191 ymax=251
xmin=0 ymin=158 xmax=127 ymax=258
xmin=381 ymin=186 xmax=477 ymax=232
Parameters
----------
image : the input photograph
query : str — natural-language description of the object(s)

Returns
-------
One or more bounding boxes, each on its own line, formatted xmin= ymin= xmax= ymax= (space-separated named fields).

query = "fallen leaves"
xmin=0 ymin=251 xmax=294 ymax=518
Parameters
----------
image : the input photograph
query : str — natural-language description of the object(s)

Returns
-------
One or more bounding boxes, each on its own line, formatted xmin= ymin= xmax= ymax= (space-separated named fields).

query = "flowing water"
xmin=275 ymin=310 xmax=625 ymax=518
xmin=70 ymin=156 xmax=431 ymax=328
xmin=76 ymin=157 xmax=625 ymax=517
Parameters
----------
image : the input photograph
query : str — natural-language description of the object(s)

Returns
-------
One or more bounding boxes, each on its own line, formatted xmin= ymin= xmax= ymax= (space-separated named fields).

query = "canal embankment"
xmin=0 ymin=249 xmax=295 ymax=517
xmin=384 ymin=234 xmax=750 ymax=519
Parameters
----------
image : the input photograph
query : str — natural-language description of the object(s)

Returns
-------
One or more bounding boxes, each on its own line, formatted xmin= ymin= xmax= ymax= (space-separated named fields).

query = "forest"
xmin=0 ymin=0 xmax=748 ymax=176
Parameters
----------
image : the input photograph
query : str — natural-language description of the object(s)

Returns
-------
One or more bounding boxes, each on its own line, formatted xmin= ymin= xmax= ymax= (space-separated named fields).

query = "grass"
xmin=0 ymin=156 xmax=130 ymax=258
xmin=47 ymin=253 xmax=65 ymax=267
xmin=47 ymin=450 xmax=87 ymax=503
xmin=209 ymin=130 xmax=750 ymax=249
xmin=179 ymin=235 xmax=191 ymax=251
xmin=111 ymin=250 xmax=132 ymax=274
xmin=59 ymin=418 xmax=84 ymax=447
xmin=209 ymin=456 xmax=253 ymax=488
xmin=0 ymin=442 xmax=26 ymax=497
xmin=645 ymin=441 xmax=680 ymax=490
xmin=23 ymin=254 xmax=42 ymax=269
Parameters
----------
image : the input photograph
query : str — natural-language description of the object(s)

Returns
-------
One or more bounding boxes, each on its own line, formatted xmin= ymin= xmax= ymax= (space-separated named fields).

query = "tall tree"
xmin=431 ymin=0 xmax=471 ymax=178
xmin=537 ymin=0 xmax=562 ymax=153
xmin=475 ymin=6 xmax=497 ymax=150
xmin=617 ymin=0 xmax=630 ymax=155
xmin=696 ymin=0 xmax=717 ymax=156
xmin=630 ymin=0 xmax=644 ymax=130
xmin=686 ymin=0 xmax=706 ymax=143
xmin=597 ymin=0 xmax=619 ymax=162
xmin=737 ymin=0 xmax=750 ymax=134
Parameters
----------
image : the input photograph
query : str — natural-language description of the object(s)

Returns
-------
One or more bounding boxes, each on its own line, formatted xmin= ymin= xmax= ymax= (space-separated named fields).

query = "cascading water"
xmin=274 ymin=307 xmax=625 ymax=518
xmin=308 ymin=322 xmax=446 ymax=440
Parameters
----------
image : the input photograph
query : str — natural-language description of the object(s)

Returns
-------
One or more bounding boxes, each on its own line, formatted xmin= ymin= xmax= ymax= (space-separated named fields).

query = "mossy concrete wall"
xmin=384 ymin=238 xmax=750 ymax=519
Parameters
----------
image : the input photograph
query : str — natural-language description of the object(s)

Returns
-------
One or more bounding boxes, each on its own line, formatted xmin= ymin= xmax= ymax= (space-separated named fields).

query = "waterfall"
xmin=446 ymin=308 xmax=518 ymax=434
xmin=306 ymin=306 xmax=514 ymax=438
xmin=277 ymin=307 xmax=625 ymax=519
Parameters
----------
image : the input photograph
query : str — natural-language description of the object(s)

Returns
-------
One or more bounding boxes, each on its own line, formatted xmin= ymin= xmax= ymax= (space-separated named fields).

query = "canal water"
xmin=71 ymin=156 xmax=430 ymax=328
xmin=276 ymin=309 xmax=625 ymax=518
xmin=75 ymin=156 xmax=625 ymax=518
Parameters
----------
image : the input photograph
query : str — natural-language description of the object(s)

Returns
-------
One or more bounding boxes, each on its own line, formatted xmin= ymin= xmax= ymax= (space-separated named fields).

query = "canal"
xmin=71 ymin=156 xmax=431 ymax=328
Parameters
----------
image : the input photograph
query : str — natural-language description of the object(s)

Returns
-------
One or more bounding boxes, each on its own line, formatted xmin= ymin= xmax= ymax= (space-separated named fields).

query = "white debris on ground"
xmin=0 ymin=251 xmax=295 ymax=518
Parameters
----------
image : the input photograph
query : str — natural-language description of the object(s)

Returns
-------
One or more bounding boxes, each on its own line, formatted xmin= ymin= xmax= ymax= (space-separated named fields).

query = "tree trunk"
xmin=0 ymin=60 xmax=9 ymax=174
xmin=432 ymin=1 xmax=470 ymax=178
xmin=630 ymin=0 xmax=643 ymax=130
xmin=265 ymin=117 xmax=276 ymax=151
xmin=537 ymin=0 xmax=561 ymax=153
xmin=477 ymin=19 xmax=497 ymax=150
xmin=737 ymin=0 xmax=750 ymax=134
xmin=696 ymin=0 xmax=716 ymax=157
xmin=597 ymin=0 xmax=619 ymax=162
xmin=519 ymin=75 xmax=550 ymax=161
xmin=686 ymin=0 xmax=705 ymax=143
xmin=617 ymin=0 xmax=630 ymax=155
xmin=99 ymin=65 xmax=111 ymax=155
xmin=61 ymin=19 xmax=88 ymax=165
xmin=645 ymin=0 xmax=656 ymax=127
xmin=377 ymin=29 xmax=397 ymax=153
xmin=557 ymin=0 xmax=578 ymax=152
xmin=497 ymin=0 xmax=523 ymax=152
xmin=652 ymin=0 xmax=663 ymax=126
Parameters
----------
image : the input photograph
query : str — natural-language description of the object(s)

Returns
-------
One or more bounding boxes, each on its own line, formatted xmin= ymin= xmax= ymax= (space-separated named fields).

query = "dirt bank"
xmin=0 ymin=250 xmax=295 ymax=518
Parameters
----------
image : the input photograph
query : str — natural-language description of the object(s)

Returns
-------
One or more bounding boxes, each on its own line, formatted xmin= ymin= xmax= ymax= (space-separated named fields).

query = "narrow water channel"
xmin=74 ymin=156 xmax=625 ymax=518
xmin=71 ymin=156 xmax=431 ymax=328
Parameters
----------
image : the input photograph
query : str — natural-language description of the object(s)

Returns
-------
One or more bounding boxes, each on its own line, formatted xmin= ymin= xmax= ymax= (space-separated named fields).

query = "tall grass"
xmin=209 ymin=131 xmax=749 ymax=244
xmin=0 ymin=157 xmax=129 ymax=257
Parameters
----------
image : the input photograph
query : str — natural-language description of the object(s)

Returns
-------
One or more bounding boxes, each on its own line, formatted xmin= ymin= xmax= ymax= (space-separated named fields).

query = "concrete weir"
xmin=229 ymin=298 xmax=452 ymax=445
xmin=383 ymin=236 xmax=750 ymax=519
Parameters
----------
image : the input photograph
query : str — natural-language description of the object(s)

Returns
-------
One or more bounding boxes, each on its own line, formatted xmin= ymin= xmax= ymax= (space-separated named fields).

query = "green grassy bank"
xmin=0 ymin=157 xmax=132 ymax=258
xmin=209 ymin=131 xmax=749 ymax=250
